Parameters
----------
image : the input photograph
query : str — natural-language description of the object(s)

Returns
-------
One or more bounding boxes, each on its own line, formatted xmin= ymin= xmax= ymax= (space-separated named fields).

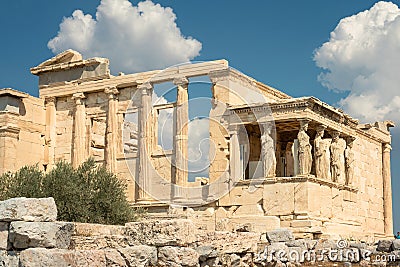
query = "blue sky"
xmin=1 ymin=0 xmax=399 ymax=232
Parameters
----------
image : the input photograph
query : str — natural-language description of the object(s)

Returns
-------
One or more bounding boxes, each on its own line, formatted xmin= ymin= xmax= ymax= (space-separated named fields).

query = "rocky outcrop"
xmin=1 ymin=197 xmax=400 ymax=266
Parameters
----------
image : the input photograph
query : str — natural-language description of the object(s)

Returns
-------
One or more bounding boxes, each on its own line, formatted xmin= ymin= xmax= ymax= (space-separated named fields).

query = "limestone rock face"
xmin=266 ymin=229 xmax=294 ymax=243
xmin=0 ymin=251 xmax=19 ymax=267
xmin=19 ymin=248 xmax=75 ymax=267
xmin=19 ymin=249 xmax=109 ymax=267
xmin=158 ymin=246 xmax=199 ymax=267
xmin=118 ymin=245 xmax=157 ymax=267
xmin=0 ymin=222 xmax=9 ymax=250
xmin=9 ymin=221 xmax=74 ymax=249
xmin=125 ymin=219 xmax=196 ymax=246
xmin=0 ymin=197 xmax=57 ymax=222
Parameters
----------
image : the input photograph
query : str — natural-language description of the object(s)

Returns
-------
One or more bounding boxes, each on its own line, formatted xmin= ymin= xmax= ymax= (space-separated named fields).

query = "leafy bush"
xmin=0 ymin=159 xmax=142 ymax=225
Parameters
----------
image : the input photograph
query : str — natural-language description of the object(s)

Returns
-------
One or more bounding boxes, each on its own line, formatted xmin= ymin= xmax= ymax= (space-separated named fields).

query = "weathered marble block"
xmin=9 ymin=221 xmax=74 ymax=249
xmin=0 ymin=197 xmax=57 ymax=222
xmin=125 ymin=219 xmax=196 ymax=246
xmin=118 ymin=245 xmax=157 ymax=267
xmin=266 ymin=228 xmax=294 ymax=243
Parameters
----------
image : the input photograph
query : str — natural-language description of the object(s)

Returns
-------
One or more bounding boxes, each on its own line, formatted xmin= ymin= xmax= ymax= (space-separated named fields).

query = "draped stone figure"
xmin=298 ymin=120 xmax=312 ymax=175
xmin=330 ymin=131 xmax=346 ymax=184
xmin=261 ymin=127 xmax=276 ymax=177
xmin=345 ymin=138 xmax=355 ymax=186
xmin=314 ymin=125 xmax=331 ymax=180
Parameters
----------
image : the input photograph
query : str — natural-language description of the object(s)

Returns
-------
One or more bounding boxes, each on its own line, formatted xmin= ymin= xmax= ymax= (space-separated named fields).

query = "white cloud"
xmin=314 ymin=1 xmax=400 ymax=123
xmin=48 ymin=0 xmax=202 ymax=73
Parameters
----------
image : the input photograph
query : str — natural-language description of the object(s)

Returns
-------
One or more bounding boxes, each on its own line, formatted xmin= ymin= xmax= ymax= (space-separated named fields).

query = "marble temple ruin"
xmin=0 ymin=50 xmax=395 ymax=240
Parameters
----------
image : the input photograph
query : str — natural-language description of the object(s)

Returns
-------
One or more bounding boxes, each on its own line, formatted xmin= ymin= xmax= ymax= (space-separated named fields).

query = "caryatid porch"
xmin=227 ymin=96 xmax=394 ymax=237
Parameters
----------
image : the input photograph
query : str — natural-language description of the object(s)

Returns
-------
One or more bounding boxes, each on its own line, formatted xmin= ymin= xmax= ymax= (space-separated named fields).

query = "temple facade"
xmin=0 ymin=50 xmax=394 ymax=240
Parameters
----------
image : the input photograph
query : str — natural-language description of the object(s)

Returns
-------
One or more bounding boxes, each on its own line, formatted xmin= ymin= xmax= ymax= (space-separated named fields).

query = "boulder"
xmin=392 ymin=239 xmax=400 ymax=250
xmin=118 ymin=245 xmax=157 ymax=267
xmin=158 ymin=246 xmax=199 ymax=267
xmin=377 ymin=239 xmax=393 ymax=252
xmin=125 ymin=219 xmax=196 ymax=246
xmin=266 ymin=229 xmax=294 ymax=243
xmin=0 ymin=197 xmax=57 ymax=222
xmin=9 ymin=221 xmax=74 ymax=249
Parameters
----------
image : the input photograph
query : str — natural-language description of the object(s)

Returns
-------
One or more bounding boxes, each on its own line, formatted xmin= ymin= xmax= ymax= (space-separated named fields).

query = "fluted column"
xmin=44 ymin=97 xmax=56 ymax=170
xmin=382 ymin=143 xmax=393 ymax=237
xmin=72 ymin=93 xmax=86 ymax=168
xmin=136 ymin=82 xmax=153 ymax=203
xmin=229 ymin=126 xmax=241 ymax=183
xmin=172 ymin=75 xmax=189 ymax=201
xmin=105 ymin=87 xmax=119 ymax=173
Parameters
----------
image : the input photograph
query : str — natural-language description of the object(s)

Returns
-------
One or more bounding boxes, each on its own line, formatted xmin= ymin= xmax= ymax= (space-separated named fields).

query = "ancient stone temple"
xmin=0 ymin=50 xmax=395 ymax=240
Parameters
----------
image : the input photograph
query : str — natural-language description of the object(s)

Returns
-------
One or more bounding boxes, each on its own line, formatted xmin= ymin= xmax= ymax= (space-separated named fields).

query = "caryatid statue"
xmin=330 ymin=131 xmax=346 ymax=184
xmin=345 ymin=137 xmax=356 ymax=186
xmin=314 ymin=125 xmax=331 ymax=179
xmin=261 ymin=124 xmax=276 ymax=177
xmin=298 ymin=120 xmax=312 ymax=175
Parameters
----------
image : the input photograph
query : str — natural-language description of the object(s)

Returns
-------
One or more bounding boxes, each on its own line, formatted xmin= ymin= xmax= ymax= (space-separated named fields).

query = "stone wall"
xmin=1 ymin=197 xmax=399 ymax=267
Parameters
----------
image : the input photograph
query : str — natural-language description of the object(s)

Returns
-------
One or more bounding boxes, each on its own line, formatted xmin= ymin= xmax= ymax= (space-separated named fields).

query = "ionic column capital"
xmin=173 ymin=75 xmax=189 ymax=86
xmin=104 ymin=86 xmax=119 ymax=99
xmin=383 ymin=143 xmax=392 ymax=153
xmin=44 ymin=97 xmax=56 ymax=106
xmin=138 ymin=82 xmax=153 ymax=96
xmin=72 ymin=92 xmax=86 ymax=105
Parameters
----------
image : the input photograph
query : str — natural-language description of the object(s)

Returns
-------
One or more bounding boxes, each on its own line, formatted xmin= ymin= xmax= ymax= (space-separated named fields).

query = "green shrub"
xmin=0 ymin=159 xmax=142 ymax=225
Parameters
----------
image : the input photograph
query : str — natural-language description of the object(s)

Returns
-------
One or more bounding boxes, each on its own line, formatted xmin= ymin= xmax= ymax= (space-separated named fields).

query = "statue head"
xmin=316 ymin=124 xmax=327 ymax=137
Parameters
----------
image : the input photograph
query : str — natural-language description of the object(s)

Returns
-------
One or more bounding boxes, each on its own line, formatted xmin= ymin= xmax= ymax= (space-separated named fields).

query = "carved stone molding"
xmin=72 ymin=92 xmax=85 ymax=105
xmin=44 ymin=97 xmax=56 ymax=106
xmin=137 ymin=82 xmax=153 ymax=96
xmin=104 ymin=86 xmax=119 ymax=99
xmin=173 ymin=75 xmax=189 ymax=86
xmin=0 ymin=126 xmax=20 ymax=138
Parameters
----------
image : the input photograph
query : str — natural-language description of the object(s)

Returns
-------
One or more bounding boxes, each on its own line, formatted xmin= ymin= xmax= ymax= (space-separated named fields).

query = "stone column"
xmin=44 ymin=97 xmax=56 ymax=170
xmin=382 ymin=143 xmax=394 ymax=237
xmin=229 ymin=125 xmax=241 ymax=183
xmin=136 ymin=82 xmax=153 ymax=203
xmin=172 ymin=75 xmax=189 ymax=201
xmin=105 ymin=87 xmax=119 ymax=174
xmin=72 ymin=93 xmax=86 ymax=168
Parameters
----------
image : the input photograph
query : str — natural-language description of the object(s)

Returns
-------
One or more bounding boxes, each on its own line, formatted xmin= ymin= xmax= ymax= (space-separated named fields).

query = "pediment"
xmin=36 ymin=50 xmax=83 ymax=68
